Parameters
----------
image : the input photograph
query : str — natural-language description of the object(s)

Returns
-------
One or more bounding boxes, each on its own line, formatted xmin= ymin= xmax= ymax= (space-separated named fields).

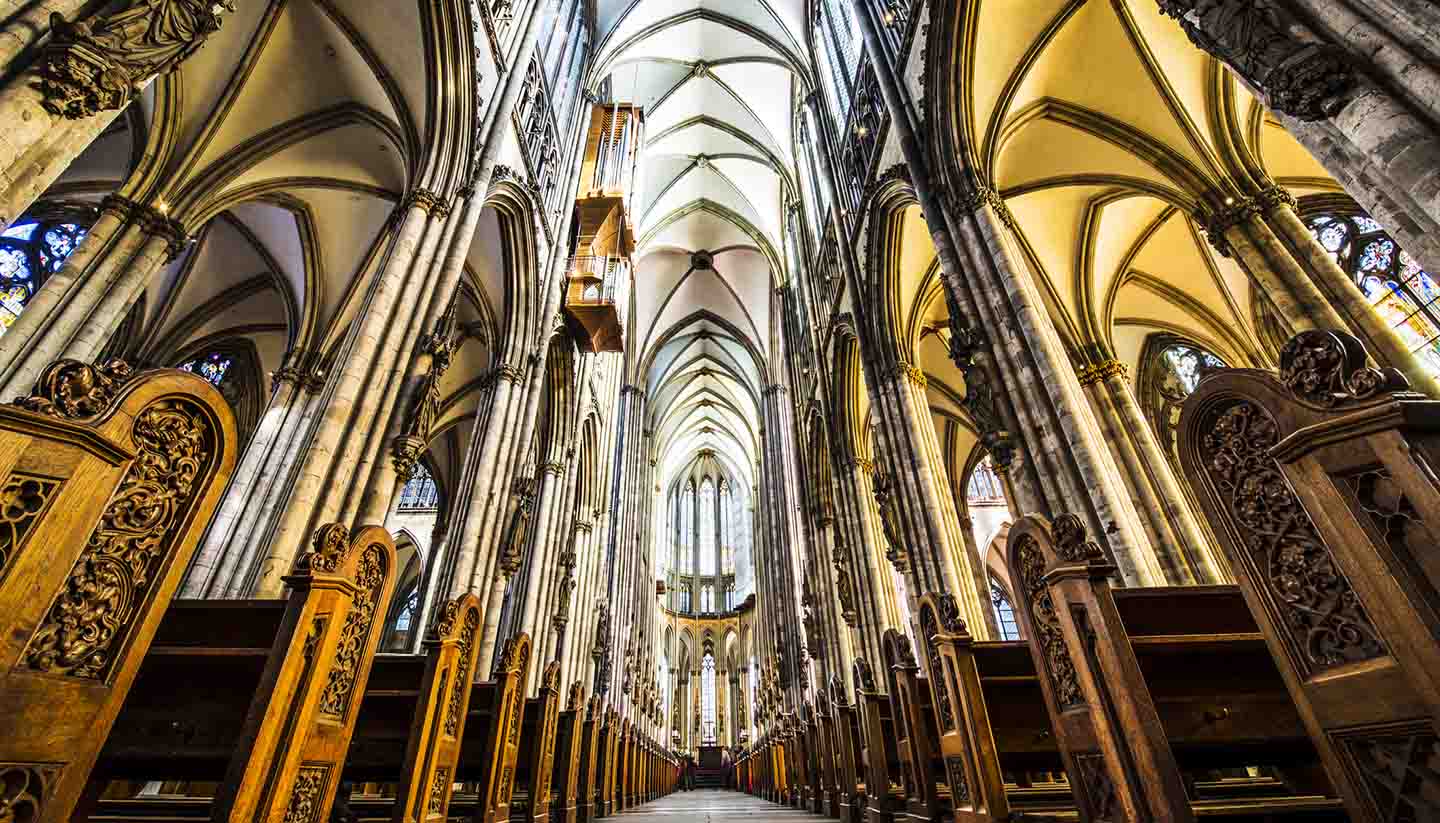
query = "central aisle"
xmin=623 ymin=790 xmax=811 ymax=820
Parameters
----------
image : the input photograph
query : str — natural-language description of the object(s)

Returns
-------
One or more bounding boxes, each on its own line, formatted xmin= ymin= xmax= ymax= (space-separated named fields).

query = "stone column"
xmin=182 ymin=367 xmax=307 ymax=597
xmin=0 ymin=196 xmax=185 ymax=395
xmin=1076 ymin=359 xmax=1224 ymax=584
xmin=253 ymin=193 xmax=442 ymax=595
xmin=1159 ymin=0 xmax=1440 ymax=277
xmin=1207 ymin=190 xmax=1440 ymax=396
xmin=0 ymin=0 xmax=232 ymax=229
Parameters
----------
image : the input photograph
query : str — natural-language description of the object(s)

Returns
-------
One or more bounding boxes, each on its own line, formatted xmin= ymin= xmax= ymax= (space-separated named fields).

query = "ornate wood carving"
xmin=1179 ymin=328 xmax=1440 ymax=822
xmin=1199 ymin=400 xmax=1385 ymax=672
xmin=210 ymin=525 xmax=397 ymax=823
xmin=0 ymin=364 xmax=235 ymax=823
xmin=1015 ymin=536 xmax=1083 ymax=706
xmin=394 ymin=593 xmax=483 ymax=823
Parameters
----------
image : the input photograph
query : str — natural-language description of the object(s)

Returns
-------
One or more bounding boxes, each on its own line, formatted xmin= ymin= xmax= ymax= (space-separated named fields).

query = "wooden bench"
xmin=80 ymin=548 xmax=533 ymax=823
xmin=977 ymin=517 xmax=1350 ymax=823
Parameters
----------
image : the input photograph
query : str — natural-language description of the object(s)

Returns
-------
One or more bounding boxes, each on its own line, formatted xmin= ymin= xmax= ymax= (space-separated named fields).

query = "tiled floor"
xmin=619 ymin=789 xmax=813 ymax=820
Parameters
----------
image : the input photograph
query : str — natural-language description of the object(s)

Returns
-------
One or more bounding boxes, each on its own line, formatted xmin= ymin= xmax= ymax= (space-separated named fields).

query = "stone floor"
xmin=619 ymin=790 xmax=812 ymax=821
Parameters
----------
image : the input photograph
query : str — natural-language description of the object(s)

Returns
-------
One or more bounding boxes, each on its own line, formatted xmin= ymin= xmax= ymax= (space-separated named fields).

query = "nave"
xmin=1 ymin=0 xmax=1440 ymax=821
xmin=621 ymin=791 xmax=808 ymax=822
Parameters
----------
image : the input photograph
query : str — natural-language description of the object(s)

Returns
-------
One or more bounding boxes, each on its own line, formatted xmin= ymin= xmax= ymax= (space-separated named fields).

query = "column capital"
xmin=890 ymin=361 xmax=927 ymax=388
xmin=1076 ymin=359 xmax=1128 ymax=387
xmin=404 ymin=188 xmax=446 ymax=214
xmin=541 ymin=461 xmax=566 ymax=476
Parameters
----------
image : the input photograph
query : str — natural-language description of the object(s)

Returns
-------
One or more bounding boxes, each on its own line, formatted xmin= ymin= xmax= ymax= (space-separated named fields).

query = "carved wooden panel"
xmin=393 ymin=593 xmax=483 ymax=823
xmin=1197 ymin=400 xmax=1385 ymax=674
xmin=210 ymin=524 xmax=398 ymax=823
xmin=1340 ymin=728 xmax=1440 ymax=822
xmin=0 ymin=362 xmax=237 ymax=823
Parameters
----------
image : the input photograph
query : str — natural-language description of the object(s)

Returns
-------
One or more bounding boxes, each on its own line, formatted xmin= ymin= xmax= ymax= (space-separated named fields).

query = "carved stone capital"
xmin=391 ymin=435 xmax=427 ymax=483
xmin=405 ymin=188 xmax=445 ymax=214
xmin=1158 ymin=0 xmax=1357 ymax=122
xmin=1076 ymin=359 xmax=1128 ymax=387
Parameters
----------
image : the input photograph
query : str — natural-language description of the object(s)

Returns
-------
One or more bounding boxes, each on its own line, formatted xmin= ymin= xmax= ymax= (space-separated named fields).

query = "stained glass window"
xmin=178 ymin=351 xmax=234 ymax=386
xmin=398 ymin=464 xmax=440 ymax=510
xmin=699 ymin=477 xmax=716 ymax=575
xmin=990 ymin=578 xmax=1020 ymax=641
xmin=679 ymin=483 xmax=694 ymax=574
xmin=0 ymin=218 xmax=87 ymax=336
xmin=1308 ymin=212 xmax=1440 ymax=375
xmin=701 ymin=652 xmax=717 ymax=743
xmin=1141 ymin=339 xmax=1227 ymax=466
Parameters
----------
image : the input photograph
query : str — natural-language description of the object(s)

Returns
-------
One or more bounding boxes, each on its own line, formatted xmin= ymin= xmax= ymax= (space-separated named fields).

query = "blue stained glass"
xmin=1412 ymin=271 xmax=1440 ymax=304
xmin=1360 ymin=239 xmax=1395 ymax=272
xmin=0 ymin=248 xmax=29 ymax=282
xmin=2 ymin=223 xmax=37 ymax=241
xmin=1355 ymin=216 xmax=1384 ymax=233
xmin=1359 ymin=274 xmax=1389 ymax=303
xmin=1317 ymin=222 xmax=1349 ymax=253
xmin=43 ymin=226 xmax=84 ymax=270
xmin=179 ymin=352 xmax=232 ymax=386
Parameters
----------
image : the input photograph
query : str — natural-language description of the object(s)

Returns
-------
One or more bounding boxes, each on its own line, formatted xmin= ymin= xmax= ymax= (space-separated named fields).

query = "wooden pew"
xmin=997 ymin=514 xmax=1348 ymax=822
xmin=813 ymin=692 xmax=842 ymax=817
xmin=573 ymin=697 xmax=601 ymax=821
xmin=0 ymin=360 xmax=237 ymax=823
xmin=853 ymin=658 xmax=904 ymax=823
xmin=881 ymin=630 xmax=945 ymax=823
xmin=550 ymin=682 xmax=587 ymax=823
xmin=829 ymin=680 xmax=868 ymax=823
xmin=502 ymin=661 xmax=561 ymax=822
xmin=81 ymin=524 xmax=404 ymax=822
xmin=1179 ymin=329 xmax=1440 ymax=823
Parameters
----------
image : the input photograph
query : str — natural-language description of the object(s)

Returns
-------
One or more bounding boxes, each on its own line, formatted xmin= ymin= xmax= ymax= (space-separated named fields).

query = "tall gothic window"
xmin=679 ymin=482 xmax=694 ymax=574
xmin=178 ymin=351 xmax=234 ymax=387
xmin=966 ymin=455 xmax=1004 ymax=503
xmin=720 ymin=480 xmax=734 ymax=575
xmin=1140 ymin=338 xmax=1227 ymax=466
xmin=699 ymin=477 xmax=716 ymax=575
xmin=0 ymin=218 xmax=87 ymax=335
xmin=398 ymin=464 xmax=440 ymax=510
xmin=1308 ymin=211 xmax=1440 ymax=374
xmin=701 ymin=652 xmax=717 ymax=743
xmin=700 ymin=585 xmax=713 ymax=613
xmin=388 ymin=585 xmax=421 ymax=650
xmin=990 ymin=577 xmax=1020 ymax=641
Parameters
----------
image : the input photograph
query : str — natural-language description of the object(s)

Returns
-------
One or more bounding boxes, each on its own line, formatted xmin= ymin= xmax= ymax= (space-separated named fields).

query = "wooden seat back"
xmin=0 ymin=360 xmax=237 ymax=822
xmin=551 ymin=682 xmax=586 ymax=823
xmin=882 ymin=629 xmax=943 ymax=821
xmin=854 ymin=658 xmax=903 ymax=823
xmin=510 ymin=661 xmax=561 ymax=822
xmin=1179 ymin=329 xmax=1440 ymax=823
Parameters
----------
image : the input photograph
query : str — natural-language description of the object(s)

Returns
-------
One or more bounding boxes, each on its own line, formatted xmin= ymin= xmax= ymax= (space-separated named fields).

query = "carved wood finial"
xmin=1279 ymin=329 xmax=1409 ymax=408
xmin=14 ymin=359 xmax=133 ymax=418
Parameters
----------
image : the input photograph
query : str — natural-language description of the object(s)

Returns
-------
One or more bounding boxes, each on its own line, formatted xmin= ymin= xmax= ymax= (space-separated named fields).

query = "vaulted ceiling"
xmin=595 ymin=0 xmax=809 ymax=549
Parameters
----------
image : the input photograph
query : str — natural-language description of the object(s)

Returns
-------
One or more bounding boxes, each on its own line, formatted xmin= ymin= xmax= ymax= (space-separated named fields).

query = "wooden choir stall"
xmin=0 ymin=358 xmax=677 ymax=823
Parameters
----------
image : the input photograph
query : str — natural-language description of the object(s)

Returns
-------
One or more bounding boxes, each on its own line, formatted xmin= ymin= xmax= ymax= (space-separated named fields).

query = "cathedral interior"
xmin=1 ymin=0 xmax=1439 ymax=821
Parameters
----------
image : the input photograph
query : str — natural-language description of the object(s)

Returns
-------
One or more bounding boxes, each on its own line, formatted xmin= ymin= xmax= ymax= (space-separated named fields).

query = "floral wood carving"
xmin=445 ymin=608 xmax=479 ymax=737
xmin=933 ymin=592 xmax=967 ymax=634
xmin=37 ymin=1 xmax=235 ymax=120
xmin=318 ymin=544 xmax=387 ymax=718
xmin=919 ymin=607 xmax=955 ymax=732
xmin=24 ymin=400 xmax=211 ymax=678
xmin=1156 ymin=0 xmax=1356 ymax=121
xmin=294 ymin=522 xmax=349 ymax=574
xmin=0 ymin=762 xmax=61 ymax=823
xmin=1052 ymin=513 xmax=1105 ymax=563
xmin=1279 ymin=330 xmax=1407 ymax=408
xmin=1199 ymin=400 xmax=1386 ymax=672
xmin=1016 ymin=537 xmax=1084 ymax=707
xmin=0 ymin=474 xmax=60 ymax=583
xmin=282 ymin=764 xmax=330 ymax=823
xmin=14 ymin=359 xmax=132 ymax=418
xmin=427 ymin=767 xmax=450 ymax=816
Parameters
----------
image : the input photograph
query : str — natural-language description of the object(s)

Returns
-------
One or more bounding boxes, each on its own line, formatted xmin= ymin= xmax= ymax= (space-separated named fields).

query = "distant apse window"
xmin=0 ymin=218 xmax=87 ymax=335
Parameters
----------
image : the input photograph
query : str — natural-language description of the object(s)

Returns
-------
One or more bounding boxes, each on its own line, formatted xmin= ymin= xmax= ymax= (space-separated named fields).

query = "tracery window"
xmin=1308 ymin=211 xmax=1440 ymax=374
xmin=701 ymin=652 xmax=717 ymax=743
xmin=386 ymin=583 xmax=421 ymax=651
xmin=699 ymin=477 xmax=716 ymax=575
xmin=178 ymin=351 xmax=234 ymax=387
xmin=990 ymin=577 xmax=1020 ymax=641
xmin=679 ymin=482 xmax=694 ymax=574
xmin=720 ymin=480 xmax=734 ymax=575
xmin=398 ymin=464 xmax=440 ymax=510
xmin=0 ymin=218 xmax=87 ymax=335
xmin=700 ymin=585 xmax=713 ymax=613
xmin=1140 ymin=338 xmax=1227 ymax=465
xmin=966 ymin=455 xmax=1004 ymax=503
